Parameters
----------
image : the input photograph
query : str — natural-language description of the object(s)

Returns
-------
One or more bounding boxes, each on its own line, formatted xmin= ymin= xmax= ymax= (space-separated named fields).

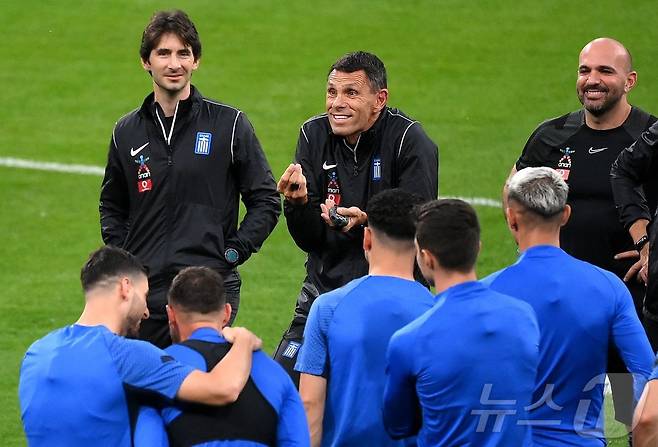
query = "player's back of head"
xmin=415 ymin=199 xmax=480 ymax=273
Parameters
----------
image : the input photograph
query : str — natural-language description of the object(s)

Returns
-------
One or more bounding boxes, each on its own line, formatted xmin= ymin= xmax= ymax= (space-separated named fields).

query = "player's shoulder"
xmin=528 ymin=110 xmax=584 ymax=147
xmin=200 ymin=96 xmax=243 ymax=117
xmin=114 ymin=106 xmax=142 ymax=132
xmin=382 ymin=107 xmax=424 ymax=134
xmin=299 ymin=113 xmax=330 ymax=141
xmin=623 ymin=106 xmax=657 ymax=138
xmin=318 ymin=276 xmax=369 ymax=304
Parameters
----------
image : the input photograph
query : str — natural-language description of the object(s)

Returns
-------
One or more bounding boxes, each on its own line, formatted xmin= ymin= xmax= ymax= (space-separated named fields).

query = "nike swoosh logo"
xmin=588 ymin=146 xmax=608 ymax=154
xmin=322 ymin=162 xmax=337 ymax=170
xmin=130 ymin=142 xmax=150 ymax=157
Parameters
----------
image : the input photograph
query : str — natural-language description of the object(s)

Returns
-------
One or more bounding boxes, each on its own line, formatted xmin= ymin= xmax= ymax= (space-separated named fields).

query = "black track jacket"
xmin=285 ymin=107 xmax=438 ymax=310
xmin=611 ymin=122 xmax=658 ymax=320
xmin=100 ymin=86 xmax=280 ymax=287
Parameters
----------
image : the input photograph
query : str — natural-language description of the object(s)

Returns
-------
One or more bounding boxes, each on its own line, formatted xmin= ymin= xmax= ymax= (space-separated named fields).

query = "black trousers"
xmin=273 ymin=282 xmax=319 ymax=388
xmin=139 ymin=270 xmax=242 ymax=349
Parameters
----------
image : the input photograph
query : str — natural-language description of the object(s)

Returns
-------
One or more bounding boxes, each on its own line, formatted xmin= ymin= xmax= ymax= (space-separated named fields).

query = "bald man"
xmin=508 ymin=37 xmax=657 ymax=433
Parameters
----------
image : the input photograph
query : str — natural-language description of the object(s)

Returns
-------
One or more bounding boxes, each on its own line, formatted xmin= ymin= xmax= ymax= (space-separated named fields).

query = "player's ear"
xmin=560 ymin=205 xmax=572 ymax=227
xmin=221 ymin=303 xmax=232 ymax=328
xmin=166 ymin=304 xmax=176 ymax=325
xmin=141 ymin=57 xmax=152 ymax=74
xmin=418 ymin=248 xmax=435 ymax=272
xmin=505 ymin=207 xmax=518 ymax=232
xmin=363 ymin=227 xmax=373 ymax=252
xmin=119 ymin=277 xmax=131 ymax=300
xmin=625 ymin=71 xmax=637 ymax=93
xmin=375 ymin=89 xmax=388 ymax=112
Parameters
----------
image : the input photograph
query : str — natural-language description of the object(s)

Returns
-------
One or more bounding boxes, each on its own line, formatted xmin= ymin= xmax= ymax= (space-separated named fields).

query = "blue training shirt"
xmin=19 ymin=324 xmax=194 ymax=447
xmin=482 ymin=245 xmax=655 ymax=446
xmin=383 ymin=281 xmax=540 ymax=447
xmin=135 ymin=327 xmax=309 ymax=446
xmin=295 ymin=275 xmax=435 ymax=447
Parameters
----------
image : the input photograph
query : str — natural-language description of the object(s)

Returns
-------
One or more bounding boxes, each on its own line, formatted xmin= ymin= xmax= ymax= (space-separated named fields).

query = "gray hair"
xmin=507 ymin=167 xmax=568 ymax=217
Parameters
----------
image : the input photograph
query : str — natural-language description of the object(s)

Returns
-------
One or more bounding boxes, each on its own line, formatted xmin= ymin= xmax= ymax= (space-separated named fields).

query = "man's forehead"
xmin=579 ymin=41 xmax=630 ymax=71
xmin=154 ymin=33 xmax=191 ymax=51
xmin=327 ymin=69 xmax=369 ymax=86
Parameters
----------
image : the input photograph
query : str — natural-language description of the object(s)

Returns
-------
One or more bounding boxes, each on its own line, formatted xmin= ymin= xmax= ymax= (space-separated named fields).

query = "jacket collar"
xmin=139 ymin=84 xmax=203 ymax=121
xmin=330 ymin=105 xmax=389 ymax=146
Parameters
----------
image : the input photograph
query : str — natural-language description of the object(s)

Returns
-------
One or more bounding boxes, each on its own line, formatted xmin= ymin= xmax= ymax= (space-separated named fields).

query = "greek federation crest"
xmin=372 ymin=157 xmax=382 ymax=181
xmin=194 ymin=132 xmax=213 ymax=155
xmin=135 ymin=155 xmax=153 ymax=193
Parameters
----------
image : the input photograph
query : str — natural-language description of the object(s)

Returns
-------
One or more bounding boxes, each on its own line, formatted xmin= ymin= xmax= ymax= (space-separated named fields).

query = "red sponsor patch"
xmin=555 ymin=169 xmax=570 ymax=180
xmin=138 ymin=179 xmax=152 ymax=192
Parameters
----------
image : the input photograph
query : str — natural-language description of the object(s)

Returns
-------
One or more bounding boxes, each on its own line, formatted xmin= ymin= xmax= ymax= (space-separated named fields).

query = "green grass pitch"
xmin=2 ymin=0 xmax=657 ymax=445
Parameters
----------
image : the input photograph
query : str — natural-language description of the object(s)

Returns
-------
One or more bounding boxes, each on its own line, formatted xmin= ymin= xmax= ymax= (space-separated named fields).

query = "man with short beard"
xmin=18 ymin=246 xmax=262 ymax=447
xmin=507 ymin=37 xmax=657 ymax=435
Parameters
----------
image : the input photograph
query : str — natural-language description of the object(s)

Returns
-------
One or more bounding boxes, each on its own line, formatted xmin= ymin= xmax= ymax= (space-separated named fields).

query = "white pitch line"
xmin=0 ymin=157 xmax=105 ymax=176
xmin=0 ymin=156 xmax=502 ymax=208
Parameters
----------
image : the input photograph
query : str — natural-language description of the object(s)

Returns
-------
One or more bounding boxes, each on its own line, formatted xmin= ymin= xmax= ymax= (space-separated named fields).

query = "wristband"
xmin=635 ymin=235 xmax=649 ymax=252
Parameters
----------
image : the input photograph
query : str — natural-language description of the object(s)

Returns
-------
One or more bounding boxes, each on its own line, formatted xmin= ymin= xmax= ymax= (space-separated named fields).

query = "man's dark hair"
xmin=168 ymin=267 xmax=225 ymax=314
xmin=140 ymin=10 xmax=202 ymax=62
xmin=329 ymin=51 xmax=387 ymax=91
xmin=80 ymin=246 xmax=147 ymax=292
xmin=415 ymin=199 xmax=480 ymax=273
xmin=367 ymin=189 xmax=424 ymax=241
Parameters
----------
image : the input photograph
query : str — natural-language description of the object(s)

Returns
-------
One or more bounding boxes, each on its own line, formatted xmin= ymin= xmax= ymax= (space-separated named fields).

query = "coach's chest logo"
xmin=135 ymin=155 xmax=153 ymax=193
xmin=194 ymin=132 xmax=213 ymax=155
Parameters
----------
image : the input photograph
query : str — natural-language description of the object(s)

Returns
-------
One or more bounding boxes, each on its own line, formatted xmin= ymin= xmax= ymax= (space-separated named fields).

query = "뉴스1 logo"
xmin=135 ymin=155 xmax=153 ymax=193
xmin=194 ymin=132 xmax=212 ymax=155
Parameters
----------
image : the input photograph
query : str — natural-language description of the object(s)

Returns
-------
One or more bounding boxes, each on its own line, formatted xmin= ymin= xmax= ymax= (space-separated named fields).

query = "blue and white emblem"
xmin=372 ymin=157 xmax=382 ymax=181
xmin=282 ymin=341 xmax=302 ymax=359
xmin=194 ymin=132 xmax=213 ymax=155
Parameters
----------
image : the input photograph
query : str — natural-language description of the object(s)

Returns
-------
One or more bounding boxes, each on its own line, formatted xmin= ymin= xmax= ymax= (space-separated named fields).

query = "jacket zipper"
xmin=155 ymin=101 xmax=180 ymax=166
xmin=343 ymin=135 xmax=361 ymax=176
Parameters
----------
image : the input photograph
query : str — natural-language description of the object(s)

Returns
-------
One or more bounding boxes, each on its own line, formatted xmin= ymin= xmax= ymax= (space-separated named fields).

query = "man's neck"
xmin=76 ymin=302 xmax=122 ymax=335
xmin=178 ymin=321 xmax=223 ymax=342
xmin=153 ymin=83 xmax=191 ymax=117
xmin=433 ymin=269 xmax=477 ymax=295
xmin=367 ymin=248 xmax=415 ymax=280
xmin=344 ymin=110 xmax=383 ymax=145
xmin=517 ymin=229 xmax=560 ymax=252
xmin=584 ymin=100 xmax=631 ymax=130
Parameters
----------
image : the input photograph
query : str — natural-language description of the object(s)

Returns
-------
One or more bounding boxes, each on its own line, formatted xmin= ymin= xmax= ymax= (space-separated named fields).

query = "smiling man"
xmin=100 ymin=10 xmax=280 ymax=348
xmin=274 ymin=51 xmax=438 ymax=383
xmin=507 ymin=37 xmax=657 ymax=436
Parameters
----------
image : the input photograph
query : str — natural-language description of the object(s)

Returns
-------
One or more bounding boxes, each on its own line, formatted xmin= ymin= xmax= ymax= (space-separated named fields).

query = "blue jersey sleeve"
xmin=609 ymin=275 xmax=655 ymax=402
xmin=107 ymin=335 xmax=194 ymax=399
xmin=276 ymin=380 xmax=311 ymax=446
xmin=295 ymin=296 xmax=333 ymax=376
xmin=383 ymin=328 xmax=421 ymax=439
xmin=650 ymin=359 xmax=658 ymax=381
xmin=134 ymin=406 xmax=169 ymax=447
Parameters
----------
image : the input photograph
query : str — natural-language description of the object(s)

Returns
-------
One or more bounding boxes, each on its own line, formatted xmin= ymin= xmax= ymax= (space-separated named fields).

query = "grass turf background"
xmin=2 ymin=0 xmax=658 ymax=445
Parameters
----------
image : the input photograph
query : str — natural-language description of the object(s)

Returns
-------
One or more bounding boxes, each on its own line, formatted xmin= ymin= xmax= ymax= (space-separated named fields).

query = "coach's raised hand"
xmin=320 ymin=198 xmax=367 ymax=233
xmin=277 ymin=163 xmax=308 ymax=205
